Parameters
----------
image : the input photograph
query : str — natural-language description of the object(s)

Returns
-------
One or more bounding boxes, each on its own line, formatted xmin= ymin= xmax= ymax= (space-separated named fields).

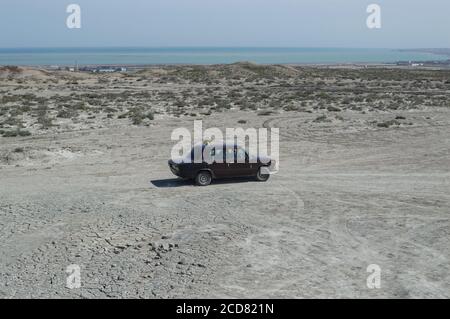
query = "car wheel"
xmin=256 ymin=167 xmax=270 ymax=182
xmin=196 ymin=171 xmax=212 ymax=186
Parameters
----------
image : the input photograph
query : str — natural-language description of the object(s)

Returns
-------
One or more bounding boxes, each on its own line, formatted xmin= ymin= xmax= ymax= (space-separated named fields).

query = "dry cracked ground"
xmin=0 ymin=64 xmax=449 ymax=298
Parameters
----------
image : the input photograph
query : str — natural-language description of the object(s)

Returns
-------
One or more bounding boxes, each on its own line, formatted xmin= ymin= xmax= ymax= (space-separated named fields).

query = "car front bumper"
xmin=168 ymin=160 xmax=182 ymax=177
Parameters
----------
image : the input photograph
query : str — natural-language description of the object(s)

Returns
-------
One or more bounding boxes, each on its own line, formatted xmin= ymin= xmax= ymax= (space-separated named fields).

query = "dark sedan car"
xmin=169 ymin=143 xmax=272 ymax=186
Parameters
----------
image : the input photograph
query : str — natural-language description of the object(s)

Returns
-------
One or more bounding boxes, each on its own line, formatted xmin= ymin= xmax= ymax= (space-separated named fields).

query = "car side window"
xmin=214 ymin=147 xmax=224 ymax=163
xmin=236 ymin=147 xmax=247 ymax=162
xmin=191 ymin=146 xmax=203 ymax=163
xmin=225 ymin=147 xmax=234 ymax=163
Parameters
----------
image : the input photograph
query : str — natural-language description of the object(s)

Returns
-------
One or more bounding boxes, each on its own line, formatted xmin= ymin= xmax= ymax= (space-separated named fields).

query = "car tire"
xmin=256 ymin=167 xmax=270 ymax=182
xmin=195 ymin=171 xmax=212 ymax=186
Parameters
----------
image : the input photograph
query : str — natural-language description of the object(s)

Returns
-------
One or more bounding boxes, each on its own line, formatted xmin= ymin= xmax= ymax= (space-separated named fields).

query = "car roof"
xmin=193 ymin=142 xmax=245 ymax=149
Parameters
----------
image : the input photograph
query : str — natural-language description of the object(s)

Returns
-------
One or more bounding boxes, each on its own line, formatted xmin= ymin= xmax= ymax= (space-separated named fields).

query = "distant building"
xmin=396 ymin=61 xmax=424 ymax=67
xmin=97 ymin=68 xmax=115 ymax=73
xmin=91 ymin=66 xmax=127 ymax=73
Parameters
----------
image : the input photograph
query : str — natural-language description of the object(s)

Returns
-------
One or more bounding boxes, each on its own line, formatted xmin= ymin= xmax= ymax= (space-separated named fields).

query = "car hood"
xmin=170 ymin=155 xmax=190 ymax=164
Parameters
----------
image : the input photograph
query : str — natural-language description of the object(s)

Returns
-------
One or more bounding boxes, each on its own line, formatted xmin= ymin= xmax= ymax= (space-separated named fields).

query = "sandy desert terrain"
xmin=0 ymin=64 xmax=449 ymax=298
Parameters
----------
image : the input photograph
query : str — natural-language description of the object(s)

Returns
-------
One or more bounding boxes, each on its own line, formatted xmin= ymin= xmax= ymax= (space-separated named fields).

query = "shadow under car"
xmin=150 ymin=176 xmax=257 ymax=188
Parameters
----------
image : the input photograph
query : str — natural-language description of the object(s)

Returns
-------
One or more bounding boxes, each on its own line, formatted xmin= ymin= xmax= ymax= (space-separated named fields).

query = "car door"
xmin=221 ymin=146 xmax=240 ymax=177
xmin=234 ymin=146 xmax=255 ymax=176
xmin=209 ymin=145 xmax=228 ymax=178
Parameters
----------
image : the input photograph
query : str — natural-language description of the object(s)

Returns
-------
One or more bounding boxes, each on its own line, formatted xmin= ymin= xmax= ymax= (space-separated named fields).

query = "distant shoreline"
xmin=2 ymin=62 xmax=449 ymax=73
xmin=399 ymin=48 xmax=450 ymax=57
xmin=3 ymin=61 xmax=450 ymax=71
xmin=4 ymin=61 xmax=450 ymax=69
xmin=0 ymin=47 xmax=448 ymax=67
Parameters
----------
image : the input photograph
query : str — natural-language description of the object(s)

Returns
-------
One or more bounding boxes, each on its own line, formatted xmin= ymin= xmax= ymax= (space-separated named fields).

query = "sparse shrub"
xmin=2 ymin=116 xmax=23 ymax=127
xmin=377 ymin=119 xmax=400 ymax=128
xmin=283 ymin=105 xmax=298 ymax=112
xmin=57 ymin=108 xmax=78 ymax=119
xmin=313 ymin=115 xmax=328 ymax=123
xmin=18 ymin=129 xmax=31 ymax=137
xmin=146 ymin=112 xmax=154 ymax=121
xmin=1 ymin=129 xmax=30 ymax=137
xmin=317 ymin=92 xmax=330 ymax=100
xmin=104 ymin=107 xmax=118 ymax=113
xmin=37 ymin=109 xmax=53 ymax=129
xmin=73 ymin=102 xmax=88 ymax=110
xmin=126 ymin=108 xmax=154 ymax=125
xmin=257 ymin=110 xmax=273 ymax=116
xmin=342 ymin=98 xmax=352 ymax=105
xmin=327 ymin=106 xmax=341 ymax=112
xmin=2 ymin=130 xmax=18 ymax=137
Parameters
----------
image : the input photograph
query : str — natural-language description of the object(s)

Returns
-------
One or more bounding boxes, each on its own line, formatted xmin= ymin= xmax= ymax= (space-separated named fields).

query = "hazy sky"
xmin=0 ymin=0 xmax=449 ymax=48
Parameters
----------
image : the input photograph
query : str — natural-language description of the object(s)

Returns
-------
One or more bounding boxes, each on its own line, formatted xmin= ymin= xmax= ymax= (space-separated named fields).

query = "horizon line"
xmin=0 ymin=46 xmax=448 ymax=50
